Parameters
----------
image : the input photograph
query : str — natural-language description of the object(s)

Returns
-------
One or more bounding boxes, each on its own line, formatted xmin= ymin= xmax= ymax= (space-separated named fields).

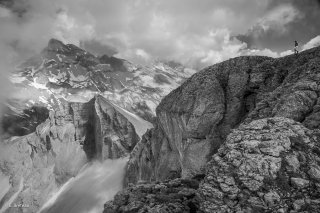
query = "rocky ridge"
xmin=126 ymin=46 xmax=320 ymax=184
xmin=106 ymin=46 xmax=320 ymax=212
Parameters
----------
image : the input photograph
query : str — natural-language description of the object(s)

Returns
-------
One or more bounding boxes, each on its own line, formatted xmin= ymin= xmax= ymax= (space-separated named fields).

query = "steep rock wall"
xmin=94 ymin=96 xmax=140 ymax=160
xmin=126 ymin=46 xmax=320 ymax=185
xmin=126 ymin=56 xmax=270 ymax=183
xmin=108 ymin=46 xmax=320 ymax=213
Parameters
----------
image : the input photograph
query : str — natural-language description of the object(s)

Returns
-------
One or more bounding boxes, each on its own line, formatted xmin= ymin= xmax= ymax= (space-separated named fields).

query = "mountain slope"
xmin=106 ymin=46 xmax=320 ymax=212
xmin=6 ymin=38 xmax=195 ymax=130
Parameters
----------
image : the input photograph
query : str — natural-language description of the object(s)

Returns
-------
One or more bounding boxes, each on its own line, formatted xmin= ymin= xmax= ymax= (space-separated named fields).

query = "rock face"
xmin=126 ymin=56 xmax=271 ymax=183
xmin=105 ymin=46 xmax=320 ymax=213
xmin=245 ymin=49 xmax=320 ymax=129
xmin=199 ymin=117 xmax=320 ymax=212
xmin=126 ymin=125 xmax=181 ymax=185
xmin=126 ymin=46 xmax=320 ymax=184
xmin=104 ymin=178 xmax=201 ymax=213
xmin=110 ymin=117 xmax=320 ymax=213
xmin=0 ymin=95 xmax=143 ymax=212
xmin=93 ymin=96 xmax=141 ymax=159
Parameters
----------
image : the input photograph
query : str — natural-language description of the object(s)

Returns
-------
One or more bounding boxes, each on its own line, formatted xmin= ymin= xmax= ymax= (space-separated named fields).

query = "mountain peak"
xmin=47 ymin=38 xmax=66 ymax=51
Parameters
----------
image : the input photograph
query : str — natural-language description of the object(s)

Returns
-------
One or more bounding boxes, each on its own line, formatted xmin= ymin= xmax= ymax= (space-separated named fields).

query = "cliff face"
xmin=0 ymin=95 xmax=146 ymax=212
xmin=126 ymin=47 xmax=320 ymax=184
xmin=107 ymin=46 xmax=320 ymax=212
xmin=154 ymin=56 xmax=270 ymax=178
xmin=93 ymin=96 xmax=141 ymax=160
xmin=126 ymin=56 xmax=271 ymax=183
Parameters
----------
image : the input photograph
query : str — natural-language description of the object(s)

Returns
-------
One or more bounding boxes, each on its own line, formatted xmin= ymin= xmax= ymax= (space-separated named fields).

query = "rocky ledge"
xmin=104 ymin=178 xmax=201 ymax=213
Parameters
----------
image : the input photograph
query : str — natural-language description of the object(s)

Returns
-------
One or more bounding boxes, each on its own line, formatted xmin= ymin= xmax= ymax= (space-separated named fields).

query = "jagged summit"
xmin=47 ymin=38 xmax=67 ymax=51
xmin=8 ymin=39 xmax=195 ymax=135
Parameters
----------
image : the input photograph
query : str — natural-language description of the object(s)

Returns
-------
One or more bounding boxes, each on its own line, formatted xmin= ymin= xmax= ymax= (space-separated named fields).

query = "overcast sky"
xmin=0 ymin=0 xmax=320 ymax=69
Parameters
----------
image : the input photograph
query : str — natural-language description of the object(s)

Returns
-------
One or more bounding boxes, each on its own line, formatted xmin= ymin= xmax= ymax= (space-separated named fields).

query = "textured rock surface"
xmin=126 ymin=125 xmax=181 ymax=185
xmin=94 ymin=96 xmax=140 ymax=160
xmin=0 ymin=95 xmax=142 ymax=212
xmin=105 ymin=46 xmax=320 ymax=213
xmin=0 ymin=133 xmax=59 ymax=213
xmin=127 ymin=56 xmax=270 ymax=183
xmin=126 ymin=46 xmax=320 ymax=184
xmin=199 ymin=117 xmax=320 ymax=213
xmin=245 ymin=49 xmax=320 ymax=128
xmin=40 ymin=95 xmax=140 ymax=162
xmin=104 ymin=178 xmax=201 ymax=213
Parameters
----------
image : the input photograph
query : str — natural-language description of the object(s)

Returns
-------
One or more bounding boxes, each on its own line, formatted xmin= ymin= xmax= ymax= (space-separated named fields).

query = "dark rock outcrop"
xmin=199 ymin=117 xmax=320 ymax=212
xmin=1 ymin=105 xmax=49 ymax=137
xmin=104 ymin=178 xmax=201 ymax=213
xmin=245 ymin=52 xmax=320 ymax=129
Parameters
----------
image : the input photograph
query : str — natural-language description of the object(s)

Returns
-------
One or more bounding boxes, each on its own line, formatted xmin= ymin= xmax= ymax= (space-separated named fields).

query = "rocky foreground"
xmin=105 ymin=46 xmax=320 ymax=212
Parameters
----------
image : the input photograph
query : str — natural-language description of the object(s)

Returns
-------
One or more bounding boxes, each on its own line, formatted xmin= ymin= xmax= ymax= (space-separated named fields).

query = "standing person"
xmin=294 ymin=40 xmax=299 ymax=55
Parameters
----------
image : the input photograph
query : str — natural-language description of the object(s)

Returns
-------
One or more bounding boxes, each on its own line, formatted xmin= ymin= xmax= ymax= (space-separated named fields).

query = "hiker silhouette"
xmin=294 ymin=40 xmax=299 ymax=55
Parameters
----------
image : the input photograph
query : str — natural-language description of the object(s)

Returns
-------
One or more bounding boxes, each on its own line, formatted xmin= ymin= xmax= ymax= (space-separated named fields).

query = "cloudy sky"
xmin=0 ymin=0 xmax=320 ymax=69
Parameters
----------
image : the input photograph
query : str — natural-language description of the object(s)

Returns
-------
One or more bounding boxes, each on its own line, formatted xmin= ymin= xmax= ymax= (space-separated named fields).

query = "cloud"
xmin=255 ymin=4 xmax=302 ymax=35
xmin=80 ymin=40 xmax=118 ymax=56
xmin=0 ymin=0 xmax=319 ymax=73
xmin=236 ymin=0 xmax=320 ymax=52
xmin=0 ymin=0 xmax=318 ymax=125
xmin=0 ymin=0 xmax=273 ymax=69
xmin=302 ymin=35 xmax=320 ymax=51
xmin=236 ymin=3 xmax=302 ymax=50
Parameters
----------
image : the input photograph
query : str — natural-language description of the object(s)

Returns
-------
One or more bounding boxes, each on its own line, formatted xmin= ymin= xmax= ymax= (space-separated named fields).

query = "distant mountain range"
xmin=3 ymin=38 xmax=195 ymax=137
